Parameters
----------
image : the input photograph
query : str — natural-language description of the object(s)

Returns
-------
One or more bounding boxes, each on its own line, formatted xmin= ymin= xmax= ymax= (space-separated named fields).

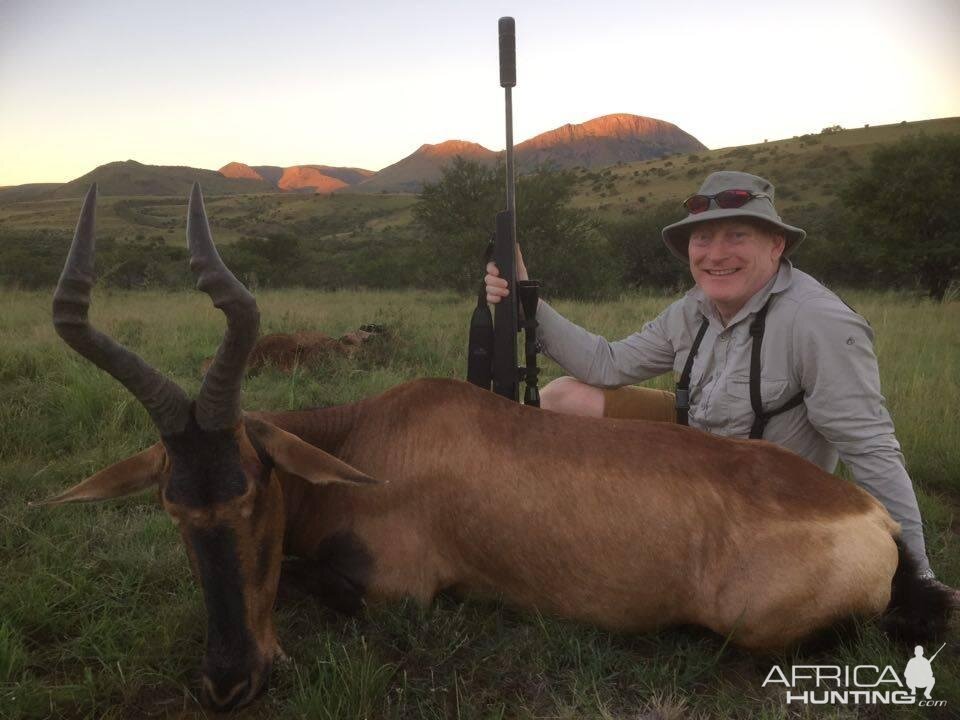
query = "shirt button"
xmin=719 ymin=333 xmax=729 ymax=342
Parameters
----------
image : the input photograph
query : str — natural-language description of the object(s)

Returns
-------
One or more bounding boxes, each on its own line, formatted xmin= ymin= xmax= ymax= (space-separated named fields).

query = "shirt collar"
xmin=689 ymin=259 xmax=794 ymax=327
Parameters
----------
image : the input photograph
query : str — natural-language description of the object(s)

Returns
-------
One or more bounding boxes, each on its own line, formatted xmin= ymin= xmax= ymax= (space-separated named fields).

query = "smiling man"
xmin=486 ymin=170 xmax=954 ymax=590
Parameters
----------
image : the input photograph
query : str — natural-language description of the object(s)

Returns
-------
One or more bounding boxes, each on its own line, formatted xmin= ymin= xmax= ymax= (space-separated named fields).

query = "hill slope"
xmin=219 ymin=162 xmax=374 ymax=193
xmin=1 ymin=117 xmax=956 ymax=237
xmin=0 ymin=183 xmax=63 ymax=204
xmin=1 ymin=113 xmax=702 ymax=199
xmin=567 ymin=116 xmax=960 ymax=219
xmin=351 ymin=140 xmax=497 ymax=194
xmin=351 ymin=114 xmax=706 ymax=193
xmin=50 ymin=160 xmax=274 ymax=198
xmin=220 ymin=162 xmax=374 ymax=194
xmin=516 ymin=114 xmax=706 ymax=171
xmin=278 ymin=167 xmax=349 ymax=193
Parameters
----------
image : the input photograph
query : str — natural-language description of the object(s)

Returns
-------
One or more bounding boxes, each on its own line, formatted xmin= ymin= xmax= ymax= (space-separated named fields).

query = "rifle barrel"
xmin=505 ymin=85 xmax=516 ymax=243
xmin=500 ymin=17 xmax=517 ymax=266
xmin=491 ymin=16 xmax=520 ymax=401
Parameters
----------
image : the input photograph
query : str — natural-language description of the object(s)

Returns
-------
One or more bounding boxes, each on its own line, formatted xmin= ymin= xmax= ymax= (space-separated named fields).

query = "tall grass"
xmin=0 ymin=287 xmax=957 ymax=718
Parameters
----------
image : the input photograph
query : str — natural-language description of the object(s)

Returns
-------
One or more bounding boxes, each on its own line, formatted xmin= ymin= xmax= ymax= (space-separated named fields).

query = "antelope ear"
xmin=244 ymin=417 xmax=380 ymax=486
xmin=29 ymin=444 xmax=165 ymax=506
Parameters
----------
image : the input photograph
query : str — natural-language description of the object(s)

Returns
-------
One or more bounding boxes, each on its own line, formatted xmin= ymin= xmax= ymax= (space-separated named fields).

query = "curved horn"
xmin=188 ymin=183 xmax=260 ymax=430
xmin=53 ymin=184 xmax=191 ymax=434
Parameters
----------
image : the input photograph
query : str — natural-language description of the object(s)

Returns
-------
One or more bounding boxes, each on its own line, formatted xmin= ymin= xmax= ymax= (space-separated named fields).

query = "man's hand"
xmin=930 ymin=578 xmax=960 ymax=609
xmin=484 ymin=246 xmax=529 ymax=304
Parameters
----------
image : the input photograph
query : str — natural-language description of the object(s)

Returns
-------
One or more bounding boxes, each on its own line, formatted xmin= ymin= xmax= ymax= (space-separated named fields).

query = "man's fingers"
xmin=515 ymin=246 xmax=529 ymax=282
xmin=485 ymin=273 xmax=509 ymax=304
xmin=484 ymin=261 xmax=510 ymax=303
xmin=485 ymin=283 xmax=509 ymax=304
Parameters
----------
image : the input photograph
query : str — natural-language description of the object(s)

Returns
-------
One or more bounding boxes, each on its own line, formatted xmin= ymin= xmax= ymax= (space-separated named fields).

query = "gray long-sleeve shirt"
xmin=536 ymin=260 xmax=929 ymax=572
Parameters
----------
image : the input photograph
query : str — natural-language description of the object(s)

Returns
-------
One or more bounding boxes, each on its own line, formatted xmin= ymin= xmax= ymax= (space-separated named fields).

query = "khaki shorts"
xmin=602 ymin=386 xmax=677 ymax=423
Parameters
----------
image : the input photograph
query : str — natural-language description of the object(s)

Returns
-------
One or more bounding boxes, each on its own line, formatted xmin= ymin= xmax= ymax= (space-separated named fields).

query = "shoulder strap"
xmin=747 ymin=300 xmax=771 ymax=438
xmin=748 ymin=298 xmax=804 ymax=439
xmin=676 ymin=317 xmax=709 ymax=427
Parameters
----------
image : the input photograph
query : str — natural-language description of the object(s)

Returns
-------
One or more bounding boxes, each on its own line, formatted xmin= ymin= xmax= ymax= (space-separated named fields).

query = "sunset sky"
xmin=1 ymin=0 xmax=958 ymax=186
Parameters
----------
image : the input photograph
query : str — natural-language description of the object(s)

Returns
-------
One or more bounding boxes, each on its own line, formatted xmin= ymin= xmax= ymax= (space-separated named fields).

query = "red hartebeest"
xmin=199 ymin=327 xmax=384 ymax=375
xmin=36 ymin=184 xmax=952 ymax=711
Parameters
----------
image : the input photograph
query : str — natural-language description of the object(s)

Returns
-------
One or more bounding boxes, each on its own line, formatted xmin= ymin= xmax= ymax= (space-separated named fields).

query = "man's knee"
xmin=540 ymin=376 xmax=605 ymax=417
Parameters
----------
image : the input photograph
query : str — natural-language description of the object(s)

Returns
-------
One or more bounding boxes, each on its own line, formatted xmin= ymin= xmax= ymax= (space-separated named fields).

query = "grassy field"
xmin=0 ymin=192 xmax=419 ymax=248
xmin=0 ymin=287 xmax=957 ymax=719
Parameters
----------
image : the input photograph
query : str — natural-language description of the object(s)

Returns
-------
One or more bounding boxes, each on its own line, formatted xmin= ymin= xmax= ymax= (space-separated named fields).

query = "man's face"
xmin=688 ymin=219 xmax=785 ymax=321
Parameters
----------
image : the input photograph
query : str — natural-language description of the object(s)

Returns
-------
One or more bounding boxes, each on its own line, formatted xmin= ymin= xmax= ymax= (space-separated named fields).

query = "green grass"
xmin=0 ymin=287 xmax=957 ymax=718
xmin=0 ymin=192 xmax=418 ymax=248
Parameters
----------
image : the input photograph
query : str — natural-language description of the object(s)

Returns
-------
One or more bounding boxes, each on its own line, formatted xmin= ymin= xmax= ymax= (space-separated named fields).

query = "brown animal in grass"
xmin=200 ymin=328 xmax=381 ymax=375
xmin=37 ymin=183 xmax=952 ymax=712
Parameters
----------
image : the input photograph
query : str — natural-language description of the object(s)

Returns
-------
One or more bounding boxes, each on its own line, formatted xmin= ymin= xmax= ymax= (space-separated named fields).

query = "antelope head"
xmin=35 ymin=183 xmax=375 ymax=711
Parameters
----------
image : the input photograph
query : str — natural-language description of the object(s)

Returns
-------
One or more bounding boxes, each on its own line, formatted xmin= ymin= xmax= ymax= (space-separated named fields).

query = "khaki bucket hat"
xmin=661 ymin=171 xmax=806 ymax=261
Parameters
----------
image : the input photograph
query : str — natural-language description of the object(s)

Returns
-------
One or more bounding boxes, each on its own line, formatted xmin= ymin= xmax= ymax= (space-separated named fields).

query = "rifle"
xmin=466 ymin=16 xmax=541 ymax=406
xmin=928 ymin=642 xmax=946 ymax=662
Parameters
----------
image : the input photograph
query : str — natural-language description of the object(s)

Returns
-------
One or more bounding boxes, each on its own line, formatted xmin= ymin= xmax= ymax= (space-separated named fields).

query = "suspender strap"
xmin=747 ymin=300 xmax=770 ymax=439
xmin=750 ymin=390 xmax=805 ymax=439
xmin=748 ymin=298 xmax=804 ymax=439
xmin=676 ymin=317 xmax=709 ymax=426
xmin=675 ymin=298 xmax=804 ymax=438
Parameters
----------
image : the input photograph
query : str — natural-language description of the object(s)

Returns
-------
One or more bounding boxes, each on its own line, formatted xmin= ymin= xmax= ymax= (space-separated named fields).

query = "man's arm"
xmin=485 ymin=257 xmax=676 ymax=388
xmin=794 ymin=297 xmax=931 ymax=574
xmin=536 ymin=300 xmax=677 ymax=388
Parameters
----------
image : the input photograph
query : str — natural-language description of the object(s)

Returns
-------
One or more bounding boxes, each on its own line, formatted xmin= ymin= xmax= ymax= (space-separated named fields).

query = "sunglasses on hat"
xmin=682 ymin=189 xmax=772 ymax=214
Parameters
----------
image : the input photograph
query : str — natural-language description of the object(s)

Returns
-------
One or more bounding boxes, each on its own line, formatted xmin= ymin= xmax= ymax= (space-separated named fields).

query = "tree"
xmin=415 ymin=158 xmax=615 ymax=298
xmin=605 ymin=201 xmax=689 ymax=290
xmin=414 ymin=157 xmax=501 ymax=290
xmin=842 ymin=134 xmax=960 ymax=300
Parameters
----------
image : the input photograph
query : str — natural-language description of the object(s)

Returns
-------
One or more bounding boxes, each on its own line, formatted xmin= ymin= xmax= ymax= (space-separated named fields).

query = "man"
xmin=486 ymin=170 xmax=954 ymax=592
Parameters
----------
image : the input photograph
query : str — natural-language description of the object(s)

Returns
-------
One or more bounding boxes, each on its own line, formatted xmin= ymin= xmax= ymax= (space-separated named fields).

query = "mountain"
xmin=0 ymin=113 xmax=705 ymax=199
xmin=251 ymin=166 xmax=285 ymax=185
xmin=350 ymin=140 xmax=497 ymax=194
xmin=219 ymin=162 xmax=375 ymax=193
xmin=219 ymin=161 xmax=265 ymax=181
xmin=301 ymin=165 xmax=374 ymax=186
xmin=515 ymin=114 xmax=706 ymax=170
xmin=350 ymin=114 xmax=705 ymax=193
xmin=278 ymin=166 xmax=348 ymax=193
xmin=3 ymin=117 xmax=958 ymax=246
xmin=50 ymin=160 xmax=274 ymax=199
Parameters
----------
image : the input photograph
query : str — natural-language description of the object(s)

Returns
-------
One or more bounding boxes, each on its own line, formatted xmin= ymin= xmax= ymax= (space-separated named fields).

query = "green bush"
xmin=415 ymin=158 xmax=616 ymax=298
xmin=842 ymin=133 xmax=960 ymax=299
xmin=605 ymin=201 xmax=690 ymax=290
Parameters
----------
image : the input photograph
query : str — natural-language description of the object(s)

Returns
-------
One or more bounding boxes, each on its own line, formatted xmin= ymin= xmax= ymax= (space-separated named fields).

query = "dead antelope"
xmin=199 ymin=326 xmax=384 ymax=375
xmin=37 ymin=183 xmax=952 ymax=712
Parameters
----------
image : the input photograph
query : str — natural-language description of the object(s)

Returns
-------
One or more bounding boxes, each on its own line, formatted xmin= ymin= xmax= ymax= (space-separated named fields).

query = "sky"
xmin=1 ymin=0 xmax=958 ymax=186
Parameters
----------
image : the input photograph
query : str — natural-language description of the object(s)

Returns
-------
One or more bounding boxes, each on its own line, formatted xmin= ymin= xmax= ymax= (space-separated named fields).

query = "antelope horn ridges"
xmin=187 ymin=182 xmax=260 ymax=430
xmin=53 ymin=183 xmax=191 ymax=434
